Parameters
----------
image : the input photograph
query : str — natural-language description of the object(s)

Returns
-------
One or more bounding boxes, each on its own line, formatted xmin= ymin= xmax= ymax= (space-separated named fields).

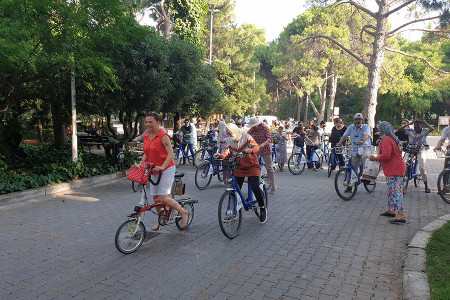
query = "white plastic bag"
xmin=362 ymin=158 xmax=380 ymax=180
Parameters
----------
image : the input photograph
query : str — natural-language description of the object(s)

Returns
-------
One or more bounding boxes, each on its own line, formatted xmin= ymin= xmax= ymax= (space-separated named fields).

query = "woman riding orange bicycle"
xmin=139 ymin=112 xmax=189 ymax=230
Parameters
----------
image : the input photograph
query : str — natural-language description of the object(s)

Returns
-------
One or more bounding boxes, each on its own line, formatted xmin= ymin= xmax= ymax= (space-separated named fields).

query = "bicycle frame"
xmin=405 ymin=152 xmax=420 ymax=181
xmin=342 ymin=162 xmax=362 ymax=186
xmin=225 ymin=173 xmax=263 ymax=215
xmin=293 ymin=146 xmax=322 ymax=166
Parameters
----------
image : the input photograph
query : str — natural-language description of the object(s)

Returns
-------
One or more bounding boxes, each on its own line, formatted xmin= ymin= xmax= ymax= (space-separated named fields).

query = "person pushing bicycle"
xmin=214 ymin=123 xmax=267 ymax=223
xmin=336 ymin=113 xmax=372 ymax=192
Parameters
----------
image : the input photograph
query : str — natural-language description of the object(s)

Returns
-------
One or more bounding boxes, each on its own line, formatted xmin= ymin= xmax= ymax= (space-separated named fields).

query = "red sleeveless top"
xmin=143 ymin=129 xmax=175 ymax=172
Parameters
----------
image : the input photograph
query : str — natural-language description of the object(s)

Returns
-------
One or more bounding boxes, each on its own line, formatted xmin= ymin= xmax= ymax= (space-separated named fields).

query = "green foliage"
xmin=0 ymin=143 xmax=133 ymax=195
xmin=426 ymin=221 xmax=450 ymax=299
xmin=170 ymin=0 xmax=209 ymax=49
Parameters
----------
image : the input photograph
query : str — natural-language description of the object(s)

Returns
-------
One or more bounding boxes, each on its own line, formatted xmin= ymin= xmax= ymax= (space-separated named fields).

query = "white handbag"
xmin=362 ymin=158 xmax=380 ymax=180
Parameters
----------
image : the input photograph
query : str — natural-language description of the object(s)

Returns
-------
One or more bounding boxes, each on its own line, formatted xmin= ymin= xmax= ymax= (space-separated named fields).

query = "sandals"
xmin=380 ymin=212 xmax=396 ymax=217
xmin=181 ymin=211 xmax=190 ymax=229
xmin=390 ymin=218 xmax=406 ymax=225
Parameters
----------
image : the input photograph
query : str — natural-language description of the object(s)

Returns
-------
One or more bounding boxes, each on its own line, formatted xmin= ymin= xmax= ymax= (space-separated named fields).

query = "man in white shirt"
xmin=433 ymin=116 xmax=450 ymax=170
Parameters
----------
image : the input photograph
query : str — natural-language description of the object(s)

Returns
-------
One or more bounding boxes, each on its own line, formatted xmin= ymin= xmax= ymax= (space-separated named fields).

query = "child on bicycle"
xmin=214 ymin=123 xmax=267 ymax=223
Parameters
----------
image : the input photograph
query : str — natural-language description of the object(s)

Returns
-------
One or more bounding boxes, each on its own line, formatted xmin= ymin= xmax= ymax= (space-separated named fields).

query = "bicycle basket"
xmin=404 ymin=144 xmax=421 ymax=154
xmin=222 ymin=157 xmax=239 ymax=172
xmin=334 ymin=145 xmax=350 ymax=155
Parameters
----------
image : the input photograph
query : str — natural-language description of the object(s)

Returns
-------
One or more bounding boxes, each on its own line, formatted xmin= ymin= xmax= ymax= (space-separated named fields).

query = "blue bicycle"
xmin=334 ymin=146 xmax=377 ymax=201
xmin=327 ymin=145 xmax=348 ymax=177
xmin=218 ymin=155 xmax=268 ymax=239
xmin=193 ymin=136 xmax=217 ymax=167
xmin=436 ymin=147 xmax=450 ymax=204
xmin=287 ymin=145 xmax=323 ymax=175
xmin=194 ymin=155 xmax=223 ymax=190
xmin=173 ymin=135 xmax=195 ymax=165
xmin=402 ymin=144 xmax=422 ymax=192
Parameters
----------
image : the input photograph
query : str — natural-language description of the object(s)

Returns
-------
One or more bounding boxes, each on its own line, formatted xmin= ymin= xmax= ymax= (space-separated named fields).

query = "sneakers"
xmin=344 ymin=187 xmax=352 ymax=193
xmin=223 ymin=214 xmax=238 ymax=223
xmin=270 ymin=185 xmax=277 ymax=194
xmin=259 ymin=207 xmax=267 ymax=224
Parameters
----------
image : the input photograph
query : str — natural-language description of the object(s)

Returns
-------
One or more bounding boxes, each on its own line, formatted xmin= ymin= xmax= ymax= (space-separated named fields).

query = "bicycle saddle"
xmin=174 ymin=172 xmax=185 ymax=178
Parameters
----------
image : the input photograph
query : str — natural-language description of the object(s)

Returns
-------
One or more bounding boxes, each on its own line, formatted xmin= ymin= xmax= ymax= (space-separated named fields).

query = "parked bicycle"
xmin=218 ymin=155 xmax=268 ymax=239
xmin=287 ymin=144 xmax=324 ymax=174
xmin=334 ymin=146 xmax=377 ymax=200
xmin=402 ymin=144 xmax=422 ymax=192
xmin=115 ymin=170 xmax=197 ymax=254
xmin=195 ymin=156 xmax=223 ymax=190
xmin=436 ymin=147 xmax=450 ymax=204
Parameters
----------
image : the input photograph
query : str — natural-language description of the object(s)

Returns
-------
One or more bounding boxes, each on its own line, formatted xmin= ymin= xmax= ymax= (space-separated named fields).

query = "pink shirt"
xmin=377 ymin=136 xmax=406 ymax=177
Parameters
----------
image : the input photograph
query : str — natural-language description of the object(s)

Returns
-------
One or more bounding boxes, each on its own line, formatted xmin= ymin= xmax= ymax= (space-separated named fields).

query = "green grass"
xmin=426 ymin=220 xmax=450 ymax=300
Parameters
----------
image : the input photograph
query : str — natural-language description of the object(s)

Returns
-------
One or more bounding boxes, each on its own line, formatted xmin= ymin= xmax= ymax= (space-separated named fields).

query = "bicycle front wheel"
xmin=335 ymin=167 xmax=358 ymax=201
xmin=115 ymin=219 xmax=146 ymax=254
xmin=193 ymin=150 xmax=205 ymax=167
xmin=176 ymin=202 xmax=195 ymax=230
xmin=437 ymin=170 xmax=450 ymax=204
xmin=218 ymin=191 xmax=242 ymax=239
xmin=403 ymin=164 xmax=410 ymax=192
xmin=288 ymin=153 xmax=306 ymax=175
xmin=195 ymin=162 xmax=213 ymax=190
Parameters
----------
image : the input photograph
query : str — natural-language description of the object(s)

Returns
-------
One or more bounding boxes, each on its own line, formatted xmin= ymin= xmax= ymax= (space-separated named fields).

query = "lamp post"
xmin=208 ymin=3 xmax=219 ymax=64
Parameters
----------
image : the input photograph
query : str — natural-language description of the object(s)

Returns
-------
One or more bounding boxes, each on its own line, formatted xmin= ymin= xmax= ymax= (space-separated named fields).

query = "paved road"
xmin=1 ymin=137 xmax=449 ymax=299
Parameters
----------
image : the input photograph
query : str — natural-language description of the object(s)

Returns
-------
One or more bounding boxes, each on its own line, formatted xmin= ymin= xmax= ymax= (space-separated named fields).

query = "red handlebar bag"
xmin=127 ymin=165 xmax=149 ymax=184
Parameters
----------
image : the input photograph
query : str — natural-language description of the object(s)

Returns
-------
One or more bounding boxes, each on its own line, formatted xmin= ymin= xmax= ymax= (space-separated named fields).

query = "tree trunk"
xmin=173 ymin=112 xmax=181 ymax=133
xmin=297 ymin=94 xmax=303 ymax=122
xmin=288 ymin=89 xmax=292 ymax=119
xmin=327 ymin=71 xmax=338 ymax=121
xmin=276 ymin=82 xmax=279 ymax=117
xmin=0 ymin=112 xmax=22 ymax=161
xmin=362 ymin=3 xmax=389 ymax=128
xmin=304 ymin=93 xmax=309 ymax=124
xmin=51 ymin=103 xmax=66 ymax=148
xmin=160 ymin=0 xmax=171 ymax=40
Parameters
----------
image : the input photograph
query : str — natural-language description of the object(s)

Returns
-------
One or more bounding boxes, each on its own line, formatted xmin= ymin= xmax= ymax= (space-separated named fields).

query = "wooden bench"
xmin=78 ymin=135 xmax=110 ymax=152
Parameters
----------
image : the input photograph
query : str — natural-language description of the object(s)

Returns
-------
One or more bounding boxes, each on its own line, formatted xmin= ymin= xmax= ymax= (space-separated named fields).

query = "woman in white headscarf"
xmin=218 ymin=119 xmax=228 ymax=153
xmin=214 ymin=123 xmax=267 ymax=223
xmin=369 ymin=121 xmax=407 ymax=224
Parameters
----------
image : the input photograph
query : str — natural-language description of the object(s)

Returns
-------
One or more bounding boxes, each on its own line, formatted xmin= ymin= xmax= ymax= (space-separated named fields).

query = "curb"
xmin=0 ymin=170 xmax=127 ymax=207
xmin=403 ymin=214 xmax=450 ymax=300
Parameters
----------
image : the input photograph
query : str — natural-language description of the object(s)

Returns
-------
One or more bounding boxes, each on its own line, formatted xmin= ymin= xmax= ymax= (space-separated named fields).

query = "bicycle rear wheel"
xmin=195 ymin=162 xmax=213 ymax=190
xmin=193 ymin=150 xmax=205 ymax=167
xmin=175 ymin=202 xmax=195 ymax=230
xmin=288 ymin=153 xmax=306 ymax=175
xmin=115 ymin=219 xmax=146 ymax=254
xmin=437 ymin=170 xmax=450 ymax=204
xmin=218 ymin=191 xmax=242 ymax=239
xmin=363 ymin=180 xmax=376 ymax=193
xmin=335 ymin=167 xmax=358 ymax=201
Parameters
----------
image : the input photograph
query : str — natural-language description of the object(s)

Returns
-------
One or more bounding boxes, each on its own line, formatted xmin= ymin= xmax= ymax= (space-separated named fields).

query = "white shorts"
xmin=149 ymin=165 xmax=175 ymax=196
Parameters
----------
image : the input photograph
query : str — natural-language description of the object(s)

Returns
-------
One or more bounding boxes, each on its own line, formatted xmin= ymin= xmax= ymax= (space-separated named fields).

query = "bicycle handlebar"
xmin=148 ymin=165 xmax=162 ymax=186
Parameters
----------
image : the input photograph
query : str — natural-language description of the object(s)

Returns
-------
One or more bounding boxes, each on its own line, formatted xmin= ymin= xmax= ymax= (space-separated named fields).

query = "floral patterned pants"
xmin=386 ymin=176 xmax=404 ymax=211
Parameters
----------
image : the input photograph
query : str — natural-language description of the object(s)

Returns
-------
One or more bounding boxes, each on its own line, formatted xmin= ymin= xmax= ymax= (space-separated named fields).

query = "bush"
xmin=0 ymin=143 xmax=135 ymax=195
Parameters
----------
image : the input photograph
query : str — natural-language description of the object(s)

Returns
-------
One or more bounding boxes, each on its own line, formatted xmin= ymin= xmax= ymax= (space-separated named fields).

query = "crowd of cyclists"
xmin=134 ymin=112 xmax=449 ymax=228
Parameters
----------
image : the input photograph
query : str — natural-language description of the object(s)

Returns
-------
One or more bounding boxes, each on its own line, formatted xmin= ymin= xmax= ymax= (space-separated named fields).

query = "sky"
xmin=234 ymin=0 xmax=307 ymax=42
xmin=233 ymin=0 xmax=428 ymax=42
